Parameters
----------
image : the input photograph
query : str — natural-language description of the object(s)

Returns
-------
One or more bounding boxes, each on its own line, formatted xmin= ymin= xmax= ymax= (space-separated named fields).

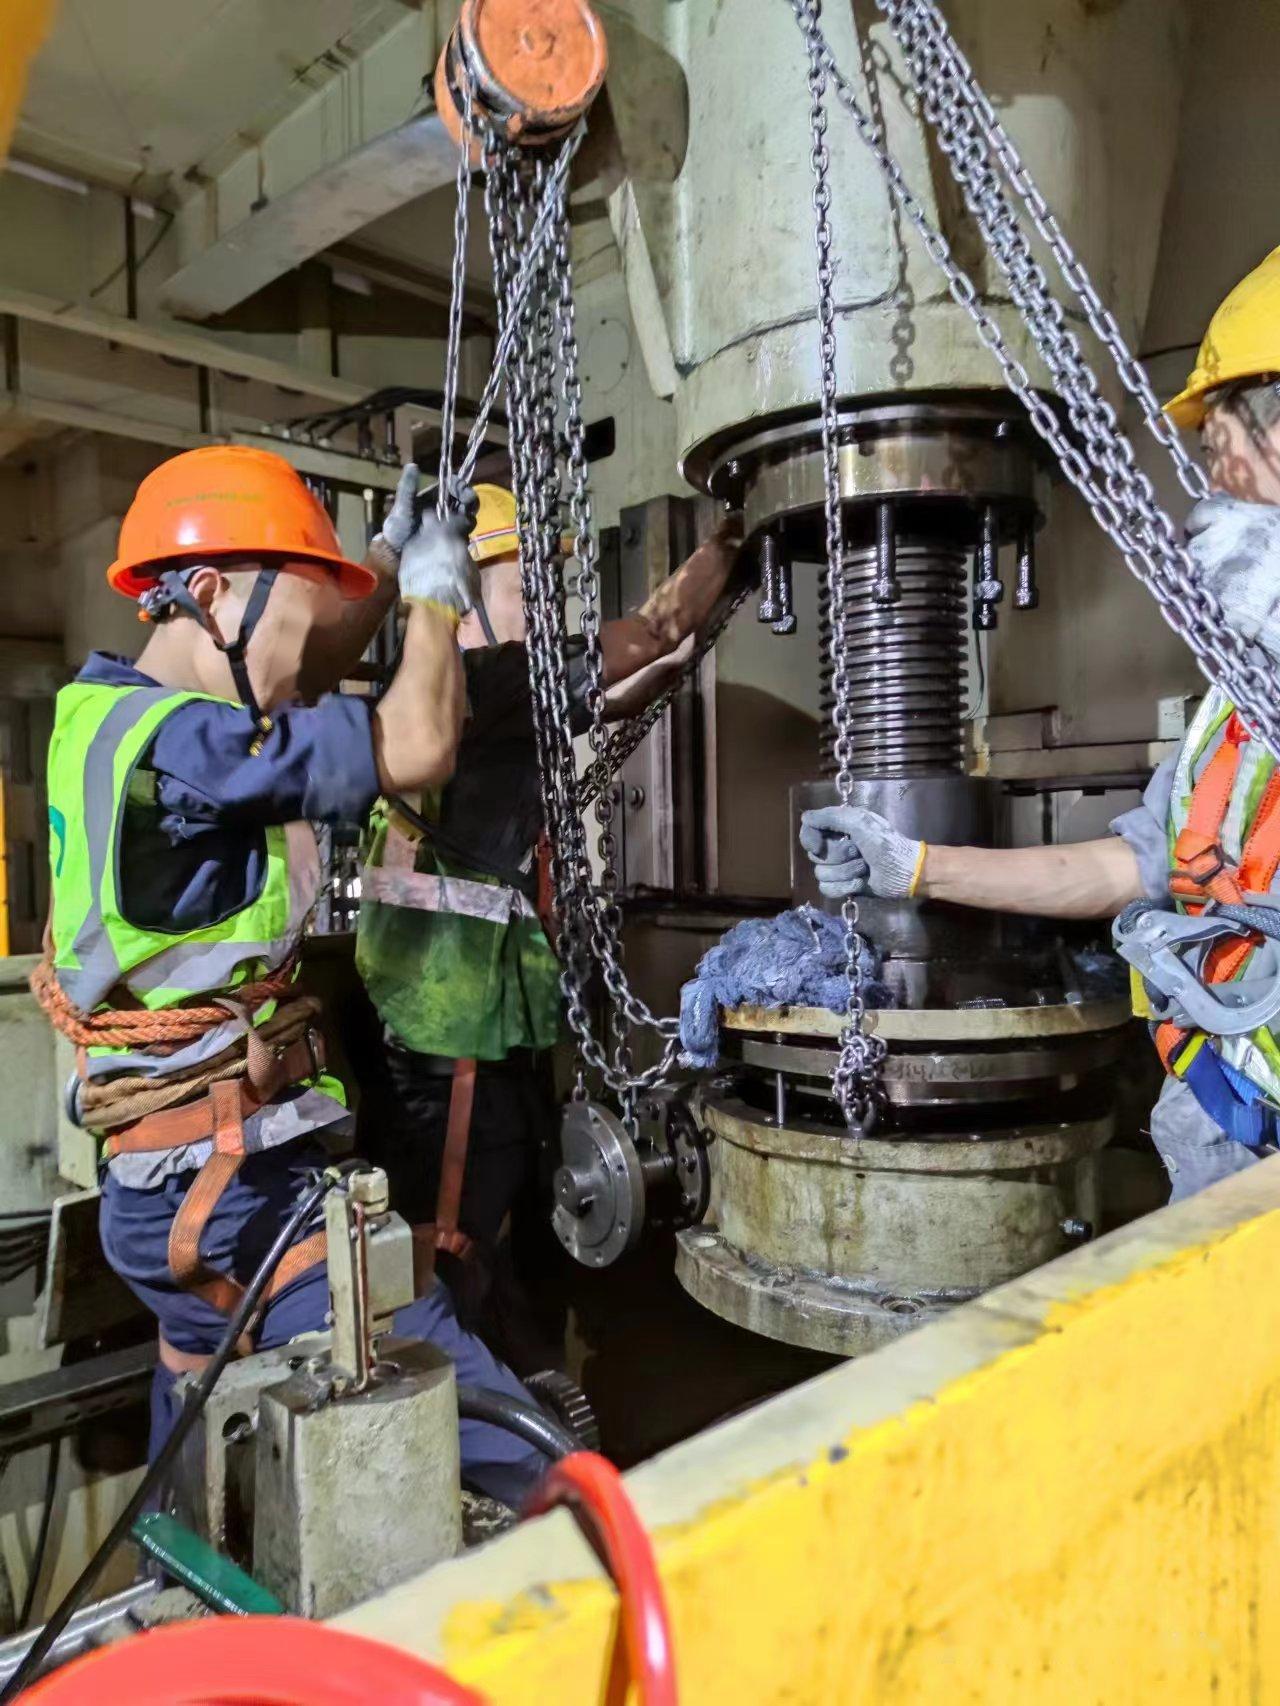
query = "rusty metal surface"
xmin=702 ymin=1095 xmax=1112 ymax=1173
xmin=675 ymin=1226 xmax=957 ymax=1358
xmin=721 ymin=997 xmax=1130 ymax=1042
xmin=683 ymin=398 xmax=1044 ymax=553
xmin=731 ymin=1032 xmax=1125 ymax=1107
xmin=682 ymin=1095 xmax=1108 ymax=1351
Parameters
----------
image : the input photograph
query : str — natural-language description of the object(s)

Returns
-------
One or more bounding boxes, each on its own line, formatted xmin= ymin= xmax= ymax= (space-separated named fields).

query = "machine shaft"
xmin=819 ymin=539 xmax=969 ymax=778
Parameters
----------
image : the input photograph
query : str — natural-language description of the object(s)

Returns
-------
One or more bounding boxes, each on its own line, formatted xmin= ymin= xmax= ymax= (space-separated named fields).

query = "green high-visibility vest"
xmin=355 ymin=799 xmax=563 ymax=1061
xmin=47 ymin=680 xmax=316 ymax=1015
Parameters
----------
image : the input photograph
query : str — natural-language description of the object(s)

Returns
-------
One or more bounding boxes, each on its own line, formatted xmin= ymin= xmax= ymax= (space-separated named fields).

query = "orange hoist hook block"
xmin=434 ymin=0 xmax=608 ymax=160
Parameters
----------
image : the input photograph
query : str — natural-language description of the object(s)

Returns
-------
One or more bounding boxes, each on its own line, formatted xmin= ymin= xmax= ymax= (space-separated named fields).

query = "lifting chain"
xmin=787 ymin=0 xmax=1280 ymax=770
xmin=436 ymin=73 xmax=473 ymax=517
xmin=797 ymin=0 xmax=884 ymax=1133
xmin=786 ymin=0 xmax=1280 ymax=1129
xmin=480 ymin=131 xmax=683 ymax=1116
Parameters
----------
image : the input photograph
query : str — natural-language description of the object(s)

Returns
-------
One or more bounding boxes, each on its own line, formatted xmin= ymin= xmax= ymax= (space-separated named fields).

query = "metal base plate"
xmin=675 ymin=1227 xmax=960 ymax=1357
xmin=720 ymin=997 xmax=1130 ymax=1042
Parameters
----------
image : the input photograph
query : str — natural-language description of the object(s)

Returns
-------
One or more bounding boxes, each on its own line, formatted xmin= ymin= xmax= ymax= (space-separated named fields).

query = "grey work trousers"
xmin=1149 ymin=1074 xmax=1272 ymax=1202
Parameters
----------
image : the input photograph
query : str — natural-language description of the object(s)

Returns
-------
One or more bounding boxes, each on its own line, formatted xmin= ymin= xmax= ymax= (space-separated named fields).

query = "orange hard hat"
xmin=106 ymin=446 xmax=377 ymax=600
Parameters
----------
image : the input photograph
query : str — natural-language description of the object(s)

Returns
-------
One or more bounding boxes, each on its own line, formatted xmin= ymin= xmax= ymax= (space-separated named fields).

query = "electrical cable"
xmin=455 ymin=1385 xmax=580 ymax=1462
xmin=0 ymin=1167 xmax=351 ymax=1704
xmin=523 ymin=1453 xmax=676 ymax=1706
xmin=17 ymin=1440 xmax=61 ymax=1632
xmin=87 ymin=210 xmax=176 ymax=302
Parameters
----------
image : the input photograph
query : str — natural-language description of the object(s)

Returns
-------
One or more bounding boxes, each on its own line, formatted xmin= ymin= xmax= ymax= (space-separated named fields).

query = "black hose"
xmin=456 ymin=1384 xmax=579 ymax=1462
xmin=17 ymin=1439 xmax=61 ymax=1631
xmin=0 ymin=1168 xmax=348 ymax=1704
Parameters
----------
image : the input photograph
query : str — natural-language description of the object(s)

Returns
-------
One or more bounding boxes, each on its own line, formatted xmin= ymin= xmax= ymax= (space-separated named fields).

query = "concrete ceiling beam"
xmin=154 ymin=9 xmax=466 ymax=323
xmin=0 ymin=285 xmax=373 ymax=407
xmin=0 ymin=395 xmax=405 ymax=492
xmin=162 ymin=114 xmax=460 ymax=321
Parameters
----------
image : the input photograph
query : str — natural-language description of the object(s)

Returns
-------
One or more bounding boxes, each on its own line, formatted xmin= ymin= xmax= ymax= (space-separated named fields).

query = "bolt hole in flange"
xmin=879 ymin=1296 xmax=923 ymax=1317
xmin=553 ymin=1097 xmax=712 ymax=1268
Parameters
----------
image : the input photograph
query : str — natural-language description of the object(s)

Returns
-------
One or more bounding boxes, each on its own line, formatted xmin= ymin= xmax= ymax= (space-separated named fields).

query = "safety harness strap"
xmin=158 ymin=1231 xmax=330 ymax=1372
xmin=410 ymin=1058 xmax=478 ymax=1292
xmin=107 ymin=1034 xmax=328 ymax=1325
xmin=1240 ymin=766 xmax=1280 ymax=893
xmin=436 ymin=1057 xmax=477 ymax=1258
xmin=1156 ymin=708 xmax=1280 ymax=1090
xmin=1170 ymin=715 xmax=1249 ymax=908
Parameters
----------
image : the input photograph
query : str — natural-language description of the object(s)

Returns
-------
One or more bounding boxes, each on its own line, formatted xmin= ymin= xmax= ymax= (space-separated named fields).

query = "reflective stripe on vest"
xmin=359 ymin=819 xmax=536 ymax=925
xmin=47 ymin=682 xmax=319 ymax=1013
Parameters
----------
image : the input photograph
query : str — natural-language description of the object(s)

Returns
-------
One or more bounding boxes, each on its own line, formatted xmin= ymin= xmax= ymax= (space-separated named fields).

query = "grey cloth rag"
xmin=679 ymin=906 xmax=892 ymax=1069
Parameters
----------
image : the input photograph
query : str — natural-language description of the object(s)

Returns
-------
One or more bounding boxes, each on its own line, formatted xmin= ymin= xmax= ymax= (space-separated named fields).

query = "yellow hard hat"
xmin=1165 ymin=245 xmax=1280 ymax=429
xmin=468 ymin=482 xmax=575 ymax=564
xmin=470 ymin=483 xmax=520 ymax=564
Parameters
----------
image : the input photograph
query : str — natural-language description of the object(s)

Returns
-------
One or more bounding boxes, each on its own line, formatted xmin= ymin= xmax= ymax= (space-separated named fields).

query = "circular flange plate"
xmin=720 ymin=997 xmax=1130 ymax=1043
xmin=552 ymin=1100 xmax=645 ymax=1268
xmin=666 ymin=1100 xmax=712 ymax=1228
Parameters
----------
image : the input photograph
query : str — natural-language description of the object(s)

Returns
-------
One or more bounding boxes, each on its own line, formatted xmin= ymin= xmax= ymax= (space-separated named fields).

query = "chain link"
xmin=786 ymin=0 xmax=1280 ymax=767
xmin=483 ymin=132 xmax=685 ymax=1112
xmin=796 ymin=0 xmax=884 ymax=1134
xmin=437 ymin=75 xmax=474 ymax=515
xmin=457 ymin=126 xmax=586 ymax=488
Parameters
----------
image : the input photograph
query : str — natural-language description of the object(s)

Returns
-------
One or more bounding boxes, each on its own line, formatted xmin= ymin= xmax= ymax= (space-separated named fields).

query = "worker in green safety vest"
xmin=37 ymin=445 xmax=563 ymax=1503
xmin=356 ymin=483 xmax=740 ymax=1352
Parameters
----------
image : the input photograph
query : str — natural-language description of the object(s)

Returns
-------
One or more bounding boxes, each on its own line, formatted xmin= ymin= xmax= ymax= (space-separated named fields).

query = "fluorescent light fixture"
xmin=7 ymin=157 xmax=89 ymax=196
xmin=329 ymin=265 xmax=373 ymax=297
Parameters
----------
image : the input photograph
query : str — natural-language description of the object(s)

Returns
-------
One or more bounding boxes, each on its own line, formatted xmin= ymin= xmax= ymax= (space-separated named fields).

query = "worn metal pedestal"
xmin=678 ymin=999 xmax=1126 ymax=1355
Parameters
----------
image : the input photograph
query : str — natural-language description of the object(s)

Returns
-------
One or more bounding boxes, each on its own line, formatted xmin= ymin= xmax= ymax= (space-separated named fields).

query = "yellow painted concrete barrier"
xmin=340 ymin=1158 xmax=1280 ymax=1702
xmin=0 ymin=0 xmax=57 ymax=161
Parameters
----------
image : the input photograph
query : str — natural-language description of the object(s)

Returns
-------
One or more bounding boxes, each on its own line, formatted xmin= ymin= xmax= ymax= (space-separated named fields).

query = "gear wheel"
xmin=525 ymin=1369 xmax=601 ymax=1452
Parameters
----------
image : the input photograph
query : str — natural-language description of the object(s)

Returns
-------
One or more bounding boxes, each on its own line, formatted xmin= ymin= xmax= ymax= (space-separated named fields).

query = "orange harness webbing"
xmin=412 ymin=1058 xmax=478 ymax=1291
xmin=1158 ymin=711 xmax=1280 ymax=1068
xmin=102 ymin=1023 xmax=330 ymax=1328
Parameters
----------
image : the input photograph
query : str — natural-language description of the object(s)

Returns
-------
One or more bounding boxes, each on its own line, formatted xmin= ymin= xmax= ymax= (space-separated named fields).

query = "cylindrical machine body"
xmin=608 ymin=1 xmax=1191 ymax=463
xmin=679 ymin=998 xmax=1126 ymax=1355
xmin=679 ymin=1095 xmax=1108 ymax=1357
xmin=597 ymin=0 xmax=1188 ymax=1354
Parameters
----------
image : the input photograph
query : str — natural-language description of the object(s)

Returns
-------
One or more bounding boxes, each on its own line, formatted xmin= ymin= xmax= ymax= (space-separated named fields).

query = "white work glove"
xmin=799 ymin=805 xmax=925 ymax=900
xmin=373 ymin=463 xmax=420 ymax=561
xmin=1186 ymin=493 xmax=1280 ymax=659
xmin=397 ymin=483 xmax=479 ymax=619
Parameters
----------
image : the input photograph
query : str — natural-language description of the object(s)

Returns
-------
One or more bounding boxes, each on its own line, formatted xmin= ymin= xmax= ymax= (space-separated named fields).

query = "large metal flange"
xmin=665 ymin=1100 xmax=712 ymax=1229
xmin=552 ymin=1100 xmax=645 ymax=1268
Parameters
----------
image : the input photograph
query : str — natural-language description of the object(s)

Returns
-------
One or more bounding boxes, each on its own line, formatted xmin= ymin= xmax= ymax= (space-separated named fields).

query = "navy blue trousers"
xmin=99 ymin=1143 xmax=549 ymax=1506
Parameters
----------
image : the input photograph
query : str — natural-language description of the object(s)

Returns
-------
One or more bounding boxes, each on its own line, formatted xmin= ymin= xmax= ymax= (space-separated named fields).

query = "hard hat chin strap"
xmin=472 ymin=586 xmax=499 ymax=647
xmin=152 ymin=566 xmax=280 ymax=732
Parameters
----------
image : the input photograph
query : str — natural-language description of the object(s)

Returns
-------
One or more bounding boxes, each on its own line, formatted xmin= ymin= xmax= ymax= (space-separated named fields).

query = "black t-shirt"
xmin=436 ymin=641 xmax=589 ymax=884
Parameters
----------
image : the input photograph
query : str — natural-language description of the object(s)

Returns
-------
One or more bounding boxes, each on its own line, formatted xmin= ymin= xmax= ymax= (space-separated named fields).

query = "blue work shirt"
xmin=78 ymin=652 xmax=380 ymax=930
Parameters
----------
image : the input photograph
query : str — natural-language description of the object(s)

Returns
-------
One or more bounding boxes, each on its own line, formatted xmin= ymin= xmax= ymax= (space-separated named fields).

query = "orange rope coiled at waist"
xmin=28 ymin=952 xmax=302 ymax=1051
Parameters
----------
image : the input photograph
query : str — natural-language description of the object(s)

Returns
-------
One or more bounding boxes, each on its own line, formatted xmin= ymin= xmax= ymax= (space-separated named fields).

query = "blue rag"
xmin=679 ymin=906 xmax=892 ymax=1069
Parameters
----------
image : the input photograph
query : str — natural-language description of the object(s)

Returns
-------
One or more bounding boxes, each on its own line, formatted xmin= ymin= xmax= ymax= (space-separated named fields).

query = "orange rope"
xmin=29 ymin=953 xmax=300 ymax=1051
